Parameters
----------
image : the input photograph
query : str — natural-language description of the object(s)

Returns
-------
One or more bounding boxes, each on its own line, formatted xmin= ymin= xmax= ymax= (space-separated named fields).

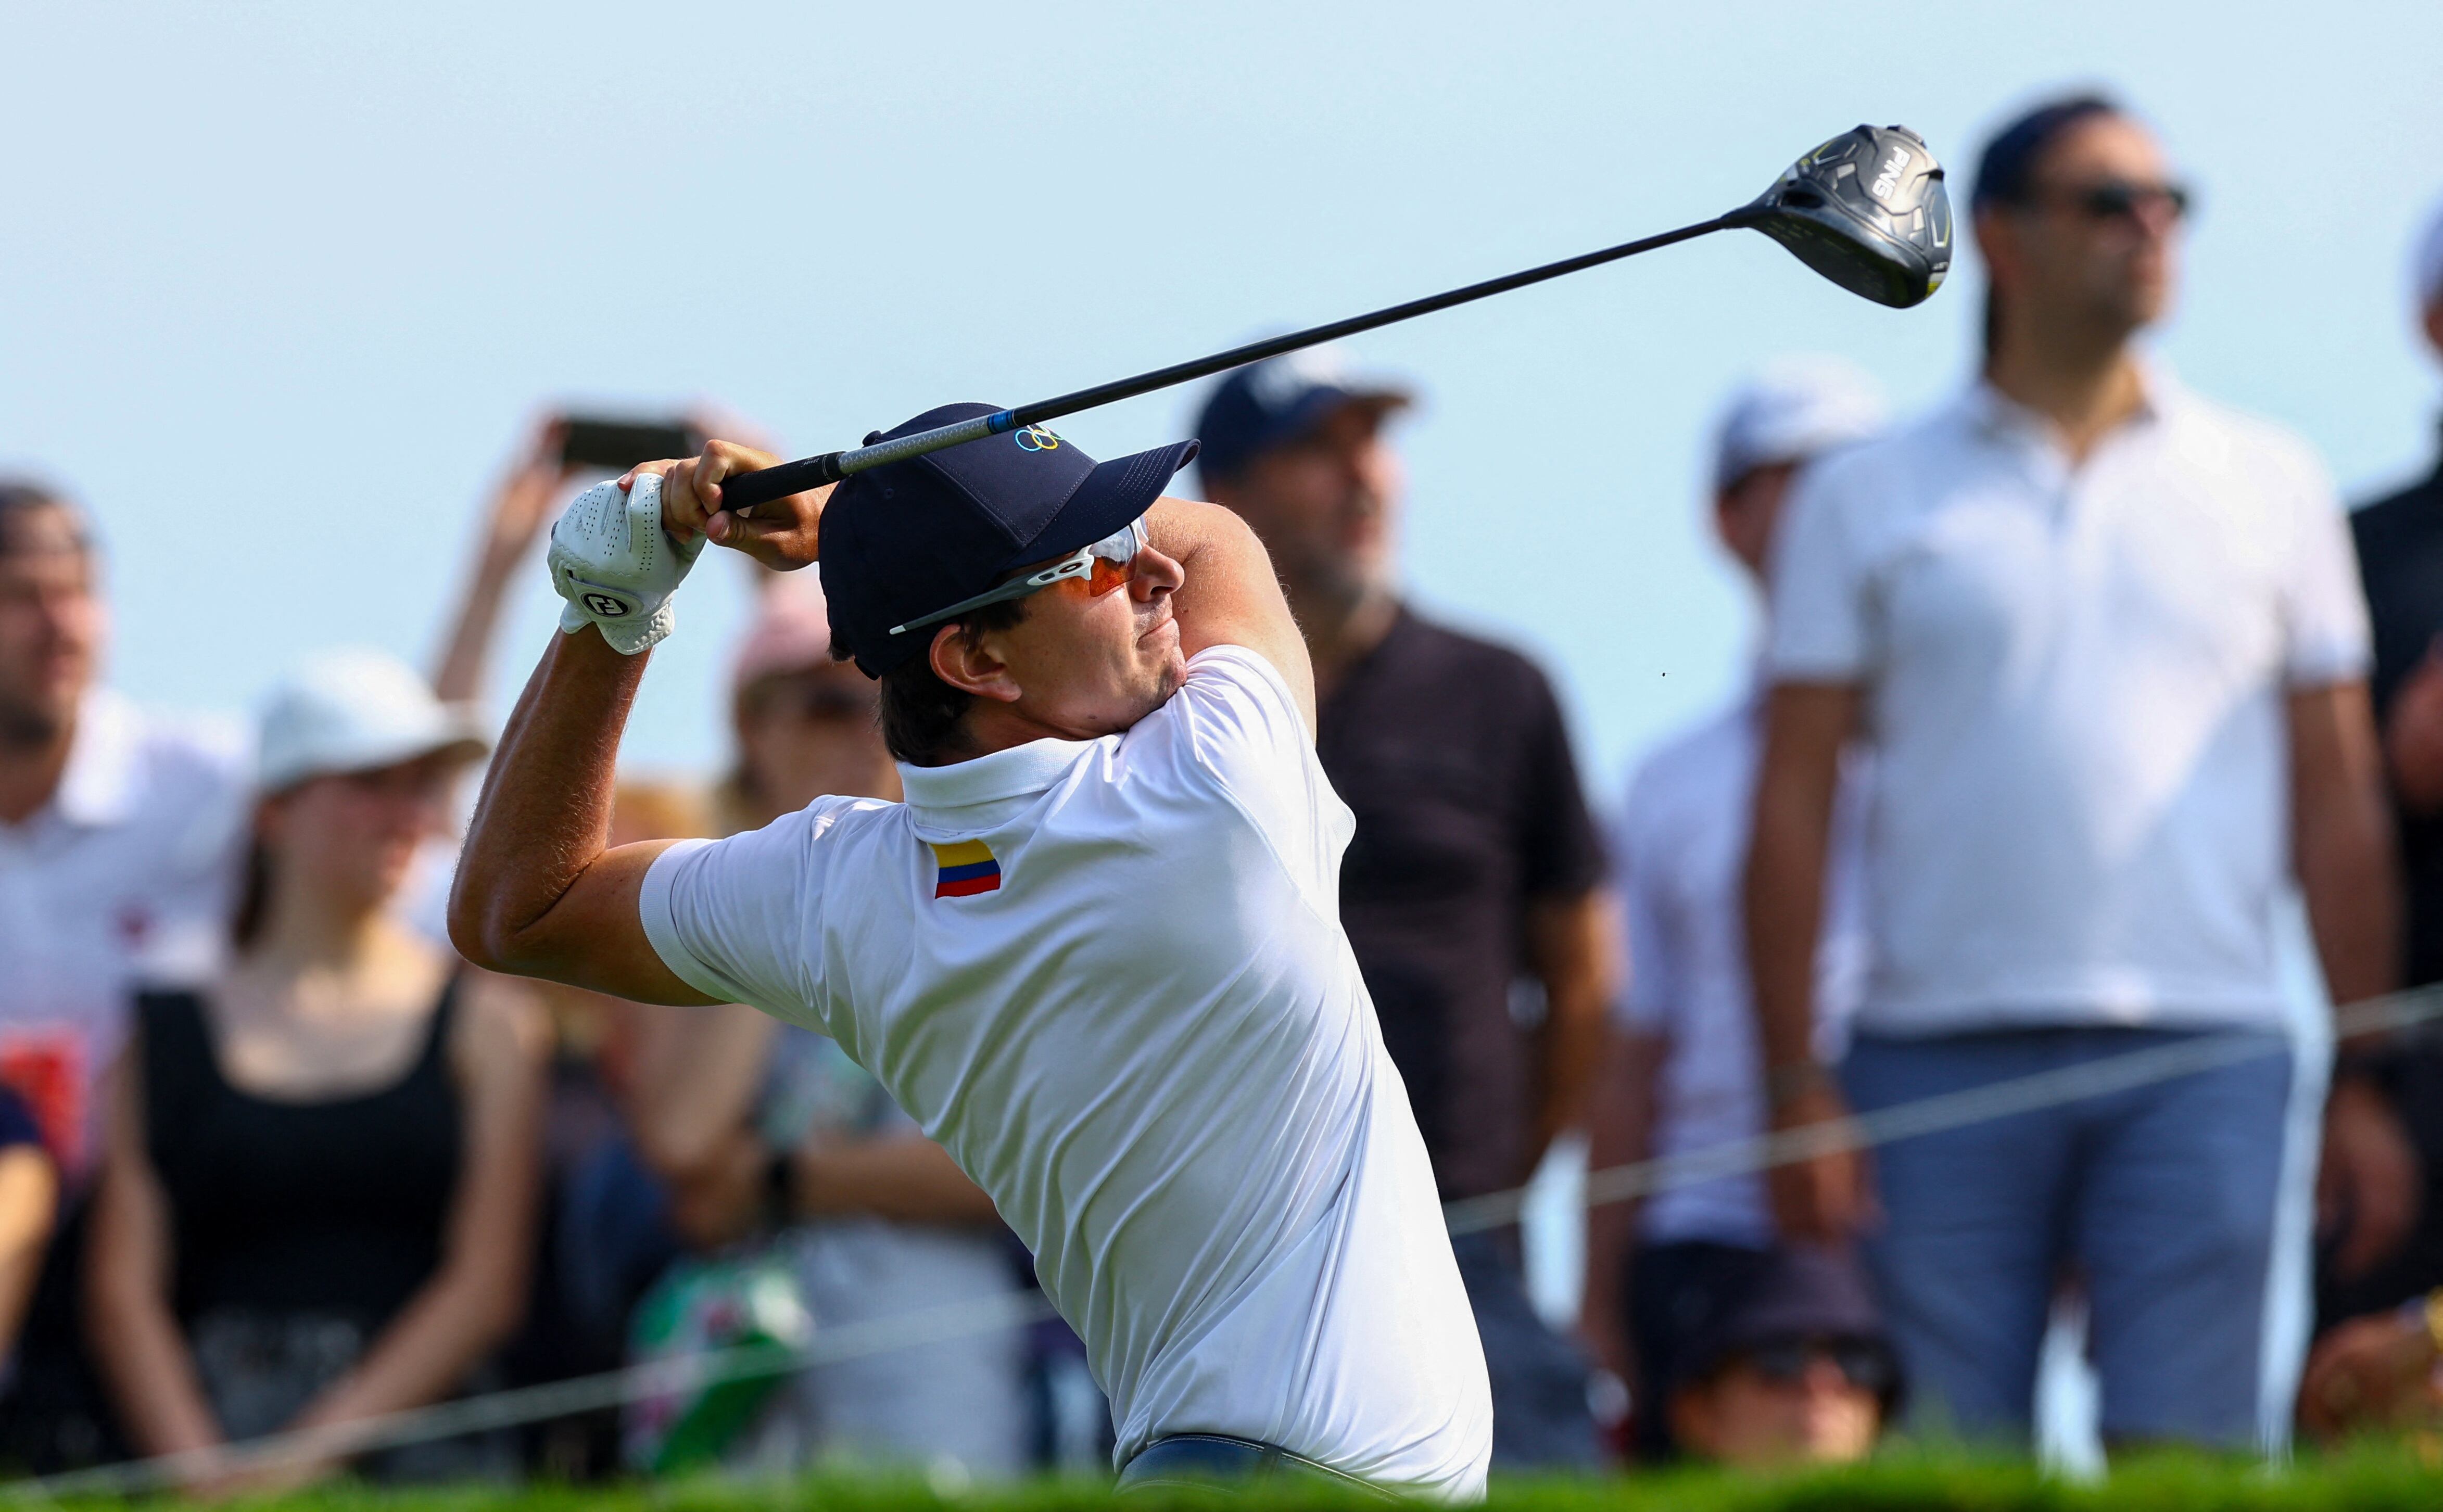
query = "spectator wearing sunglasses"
xmin=1664 ymin=1246 xmax=1900 ymax=1468
xmin=622 ymin=571 xmax=1029 ymax=1477
xmin=1748 ymin=93 xmax=2404 ymax=1451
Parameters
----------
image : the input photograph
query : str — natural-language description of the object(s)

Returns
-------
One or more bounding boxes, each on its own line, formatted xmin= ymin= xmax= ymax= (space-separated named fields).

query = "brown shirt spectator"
xmin=1196 ymin=348 xmax=1621 ymax=1469
xmin=1319 ymin=607 xmax=1607 ymax=1200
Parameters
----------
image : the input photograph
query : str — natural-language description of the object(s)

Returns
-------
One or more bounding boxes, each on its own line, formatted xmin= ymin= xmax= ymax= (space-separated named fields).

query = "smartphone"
xmin=559 ymin=416 xmax=701 ymax=472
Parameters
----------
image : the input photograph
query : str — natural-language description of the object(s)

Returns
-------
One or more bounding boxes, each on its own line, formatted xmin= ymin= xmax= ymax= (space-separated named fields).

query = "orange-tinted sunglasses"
xmin=890 ymin=516 xmax=1149 ymax=637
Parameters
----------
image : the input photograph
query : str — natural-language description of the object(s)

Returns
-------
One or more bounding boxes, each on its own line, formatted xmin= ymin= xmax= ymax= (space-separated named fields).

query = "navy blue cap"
xmin=1192 ymin=347 xmax=1412 ymax=487
xmin=1671 ymin=1245 xmax=1900 ymax=1409
xmin=818 ymin=403 xmax=1198 ymax=677
xmin=1972 ymin=94 xmax=2120 ymax=211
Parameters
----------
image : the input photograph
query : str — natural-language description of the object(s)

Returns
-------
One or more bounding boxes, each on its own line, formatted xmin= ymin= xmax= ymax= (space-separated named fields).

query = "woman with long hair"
xmin=84 ymin=650 xmax=545 ymax=1492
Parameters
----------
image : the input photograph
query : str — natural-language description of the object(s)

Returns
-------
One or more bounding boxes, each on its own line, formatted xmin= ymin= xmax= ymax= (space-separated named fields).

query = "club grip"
xmin=719 ymin=452 xmax=844 ymax=514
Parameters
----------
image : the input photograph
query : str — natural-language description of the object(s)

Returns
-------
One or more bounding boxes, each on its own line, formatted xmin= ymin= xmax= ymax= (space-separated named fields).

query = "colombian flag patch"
xmin=930 ymin=840 xmax=1002 ymax=898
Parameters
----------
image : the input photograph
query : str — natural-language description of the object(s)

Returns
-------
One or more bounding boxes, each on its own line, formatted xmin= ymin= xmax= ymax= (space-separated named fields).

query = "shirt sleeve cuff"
xmin=638 ymin=838 xmax=746 ymax=1004
xmin=2286 ymin=643 xmax=2374 ymax=689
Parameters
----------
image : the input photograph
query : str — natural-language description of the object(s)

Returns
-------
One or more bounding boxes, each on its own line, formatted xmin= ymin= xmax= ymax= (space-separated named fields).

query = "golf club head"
xmin=1733 ymin=124 xmax=1952 ymax=309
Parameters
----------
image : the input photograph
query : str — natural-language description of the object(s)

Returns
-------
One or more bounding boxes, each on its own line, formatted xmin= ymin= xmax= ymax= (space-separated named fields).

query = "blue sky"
xmin=5 ymin=0 xmax=2440 ymax=801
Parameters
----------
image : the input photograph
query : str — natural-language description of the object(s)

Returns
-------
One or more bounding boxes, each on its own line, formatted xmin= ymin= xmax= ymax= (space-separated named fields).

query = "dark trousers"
xmin=1448 ymin=1229 xmax=1599 ymax=1469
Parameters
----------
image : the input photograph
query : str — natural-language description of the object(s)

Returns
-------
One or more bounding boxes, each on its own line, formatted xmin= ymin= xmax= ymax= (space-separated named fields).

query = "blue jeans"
xmin=1842 ymin=1027 xmax=2292 ymax=1450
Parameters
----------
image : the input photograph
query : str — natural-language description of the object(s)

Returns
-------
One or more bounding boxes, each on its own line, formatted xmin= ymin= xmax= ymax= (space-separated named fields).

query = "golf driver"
xmin=720 ymin=123 xmax=1949 ymax=513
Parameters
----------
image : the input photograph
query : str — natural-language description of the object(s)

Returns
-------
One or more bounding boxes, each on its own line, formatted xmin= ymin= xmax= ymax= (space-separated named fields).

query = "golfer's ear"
xmin=930 ymin=624 xmax=1023 ymax=704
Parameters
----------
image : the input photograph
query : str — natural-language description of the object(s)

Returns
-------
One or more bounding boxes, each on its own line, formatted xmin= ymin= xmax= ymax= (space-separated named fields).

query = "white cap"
xmin=2414 ymin=194 xmax=2443 ymax=313
xmin=256 ymin=647 xmax=489 ymax=795
xmin=1711 ymin=355 xmax=1888 ymax=494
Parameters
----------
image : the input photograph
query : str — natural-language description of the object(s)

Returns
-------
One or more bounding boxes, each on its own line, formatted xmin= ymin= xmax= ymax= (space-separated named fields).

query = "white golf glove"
xmin=548 ymin=473 xmax=704 ymax=655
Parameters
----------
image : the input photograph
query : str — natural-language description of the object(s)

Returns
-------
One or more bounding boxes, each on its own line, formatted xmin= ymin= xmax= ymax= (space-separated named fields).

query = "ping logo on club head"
xmin=582 ymin=591 xmax=631 ymax=618
xmin=1871 ymin=146 xmax=1913 ymax=204
xmin=1014 ymin=426 xmax=1062 ymax=452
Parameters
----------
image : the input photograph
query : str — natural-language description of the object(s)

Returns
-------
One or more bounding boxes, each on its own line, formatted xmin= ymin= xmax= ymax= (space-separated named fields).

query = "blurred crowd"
xmin=4 ymin=88 xmax=2443 ymax=1490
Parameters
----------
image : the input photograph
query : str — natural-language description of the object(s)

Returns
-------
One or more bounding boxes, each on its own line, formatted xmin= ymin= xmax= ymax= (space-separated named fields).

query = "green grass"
xmin=41 ymin=1448 xmax=2443 ymax=1512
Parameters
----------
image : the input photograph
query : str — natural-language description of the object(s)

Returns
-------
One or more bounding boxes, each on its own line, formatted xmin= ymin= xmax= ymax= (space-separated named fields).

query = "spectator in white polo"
xmin=1744 ymin=93 xmax=2410 ymax=1450
xmin=1580 ymin=357 xmax=1882 ymax=1459
xmin=0 ymin=430 xmax=588 ymax=1472
xmin=0 ymin=480 xmax=246 ymax=1469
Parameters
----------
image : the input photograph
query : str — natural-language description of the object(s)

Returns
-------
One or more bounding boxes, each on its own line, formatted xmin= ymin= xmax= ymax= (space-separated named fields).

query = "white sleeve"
xmin=638 ymin=809 xmax=827 ymax=1021
xmin=1764 ymin=460 xmax=1875 ymax=683
xmin=2275 ymin=443 xmax=2374 ymax=687
xmin=1613 ymin=794 xmax=1677 ymax=1036
xmin=1156 ymin=645 xmax=1347 ymax=910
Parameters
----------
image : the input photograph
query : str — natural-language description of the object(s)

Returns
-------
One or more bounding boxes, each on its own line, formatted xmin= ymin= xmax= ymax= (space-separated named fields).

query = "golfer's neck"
xmin=1985 ymin=314 xmax=2147 ymax=467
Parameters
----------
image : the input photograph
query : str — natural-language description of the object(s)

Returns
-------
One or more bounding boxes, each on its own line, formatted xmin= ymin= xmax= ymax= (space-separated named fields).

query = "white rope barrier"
xmin=1447 ymin=983 xmax=2443 ymax=1235
xmin=13 ymin=983 xmax=2440 ymax=1499
xmin=9 ymin=1290 xmax=1058 ymax=1500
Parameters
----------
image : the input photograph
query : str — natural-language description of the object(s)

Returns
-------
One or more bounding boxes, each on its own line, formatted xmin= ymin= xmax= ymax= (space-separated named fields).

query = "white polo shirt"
xmin=1613 ymin=687 xmax=1867 ymax=1248
xmin=1767 ymin=372 xmax=2371 ymax=1036
xmin=641 ymin=646 xmax=1492 ymax=1497
xmin=0 ymin=689 xmax=246 ymax=1177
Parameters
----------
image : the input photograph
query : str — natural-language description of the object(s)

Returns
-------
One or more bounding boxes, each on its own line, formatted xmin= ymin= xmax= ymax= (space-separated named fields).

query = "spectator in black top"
xmin=2301 ymin=199 xmax=2443 ymax=1424
xmin=83 ymin=650 xmax=546 ymax=1494
xmin=1195 ymin=349 xmax=1623 ymax=1468
xmin=0 ymin=1084 xmax=56 ymax=1383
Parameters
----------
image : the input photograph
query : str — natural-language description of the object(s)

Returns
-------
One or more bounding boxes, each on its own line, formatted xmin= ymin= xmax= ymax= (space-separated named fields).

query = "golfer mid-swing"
xmin=451 ymin=407 xmax=1493 ymax=1496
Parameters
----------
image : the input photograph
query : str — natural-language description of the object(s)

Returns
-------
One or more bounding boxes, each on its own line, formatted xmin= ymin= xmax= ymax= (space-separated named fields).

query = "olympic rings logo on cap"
xmin=1014 ymin=426 xmax=1062 ymax=452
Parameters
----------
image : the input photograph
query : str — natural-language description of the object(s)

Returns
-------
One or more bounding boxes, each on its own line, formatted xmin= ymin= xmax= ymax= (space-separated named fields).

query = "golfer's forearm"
xmin=1144 ymin=497 xmax=1316 ymax=725
xmin=450 ymin=631 xmax=645 ymax=968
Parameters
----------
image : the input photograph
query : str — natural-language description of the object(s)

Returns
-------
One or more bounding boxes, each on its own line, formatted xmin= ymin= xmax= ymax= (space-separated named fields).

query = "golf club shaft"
xmin=721 ymin=212 xmax=1737 ymax=512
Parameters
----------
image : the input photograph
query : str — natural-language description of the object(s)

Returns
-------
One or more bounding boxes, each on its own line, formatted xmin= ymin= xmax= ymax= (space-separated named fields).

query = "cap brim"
xmin=257 ymin=717 xmax=491 ymax=795
xmin=1005 ymin=438 xmax=1202 ymax=569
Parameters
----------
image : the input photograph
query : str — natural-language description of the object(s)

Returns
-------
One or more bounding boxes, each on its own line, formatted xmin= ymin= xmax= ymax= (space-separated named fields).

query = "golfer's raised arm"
xmin=449 ymin=628 xmax=710 ymax=1003
xmin=450 ymin=447 xmax=824 ymax=1003
xmin=1144 ymin=497 xmax=1317 ymax=731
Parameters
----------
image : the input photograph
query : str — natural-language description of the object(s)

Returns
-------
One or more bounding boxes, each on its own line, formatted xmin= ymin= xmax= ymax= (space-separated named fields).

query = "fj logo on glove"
xmin=548 ymin=474 xmax=703 ymax=655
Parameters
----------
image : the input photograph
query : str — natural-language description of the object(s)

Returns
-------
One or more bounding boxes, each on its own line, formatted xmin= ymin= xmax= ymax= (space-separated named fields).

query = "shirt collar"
xmin=53 ymin=687 xmax=144 ymax=828
xmin=896 ymin=735 xmax=1094 ymax=816
xmin=1960 ymin=357 xmax=2186 ymax=448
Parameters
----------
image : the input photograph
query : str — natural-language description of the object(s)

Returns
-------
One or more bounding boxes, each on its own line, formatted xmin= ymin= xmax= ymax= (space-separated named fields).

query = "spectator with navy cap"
xmin=1663 ymin=1245 xmax=1901 ymax=1468
xmin=1196 ymin=350 xmax=1623 ymax=1469
xmin=1581 ymin=357 xmax=1883 ymax=1459
xmin=1747 ymin=92 xmax=2404 ymax=1451
xmin=1671 ymin=1241 xmax=1895 ymax=1465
